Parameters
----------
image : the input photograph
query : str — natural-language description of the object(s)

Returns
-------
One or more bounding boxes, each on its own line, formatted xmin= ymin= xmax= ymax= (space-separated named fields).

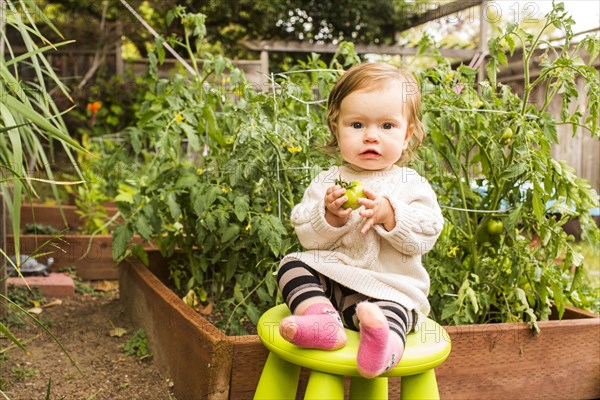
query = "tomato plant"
xmin=418 ymin=3 xmax=599 ymax=330
xmin=110 ymin=8 xmax=357 ymax=334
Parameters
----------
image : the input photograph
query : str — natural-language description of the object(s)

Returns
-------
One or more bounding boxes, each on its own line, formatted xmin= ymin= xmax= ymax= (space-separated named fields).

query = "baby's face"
xmin=332 ymin=81 xmax=413 ymax=171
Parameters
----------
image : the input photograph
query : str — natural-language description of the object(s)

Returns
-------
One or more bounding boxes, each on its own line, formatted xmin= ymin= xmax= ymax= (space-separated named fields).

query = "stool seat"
xmin=255 ymin=304 xmax=451 ymax=399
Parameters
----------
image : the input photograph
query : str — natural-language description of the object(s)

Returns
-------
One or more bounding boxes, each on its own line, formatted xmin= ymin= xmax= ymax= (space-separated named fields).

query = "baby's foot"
xmin=280 ymin=303 xmax=347 ymax=350
xmin=356 ymin=302 xmax=404 ymax=378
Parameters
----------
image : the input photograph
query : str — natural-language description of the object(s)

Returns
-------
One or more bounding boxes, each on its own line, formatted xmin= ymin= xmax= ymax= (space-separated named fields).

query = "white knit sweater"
xmin=280 ymin=164 xmax=444 ymax=325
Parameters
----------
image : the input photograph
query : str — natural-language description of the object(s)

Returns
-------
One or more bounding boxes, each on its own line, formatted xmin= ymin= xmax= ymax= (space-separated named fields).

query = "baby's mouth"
xmin=359 ymin=149 xmax=381 ymax=158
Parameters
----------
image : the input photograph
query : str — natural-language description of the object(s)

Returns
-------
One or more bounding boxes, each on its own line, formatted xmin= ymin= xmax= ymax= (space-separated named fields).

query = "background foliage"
xmin=40 ymin=0 xmax=416 ymax=58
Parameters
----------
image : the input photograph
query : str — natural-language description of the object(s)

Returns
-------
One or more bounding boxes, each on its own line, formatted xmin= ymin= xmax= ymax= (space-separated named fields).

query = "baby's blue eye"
xmin=382 ymin=123 xmax=393 ymax=129
xmin=352 ymin=122 xmax=363 ymax=129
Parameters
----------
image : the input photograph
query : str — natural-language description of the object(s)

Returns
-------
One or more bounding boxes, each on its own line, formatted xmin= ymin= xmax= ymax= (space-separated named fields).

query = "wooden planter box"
xmin=120 ymin=256 xmax=600 ymax=400
xmin=6 ymin=234 xmax=120 ymax=280
xmin=437 ymin=309 xmax=600 ymax=399
xmin=4 ymin=204 xmax=124 ymax=280
xmin=19 ymin=203 xmax=119 ymax=232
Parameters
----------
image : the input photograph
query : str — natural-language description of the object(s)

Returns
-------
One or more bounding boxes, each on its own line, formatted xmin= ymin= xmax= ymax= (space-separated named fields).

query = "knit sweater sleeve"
xmin=374 ymin=174 xmax=444 ymax=256
xmin=290 ymin=170 xmax=353 ymax=250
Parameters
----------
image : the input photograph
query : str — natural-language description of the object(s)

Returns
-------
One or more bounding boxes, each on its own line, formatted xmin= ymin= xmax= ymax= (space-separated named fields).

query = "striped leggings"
xmin=277 ymin=261 xmax=416 ymax=345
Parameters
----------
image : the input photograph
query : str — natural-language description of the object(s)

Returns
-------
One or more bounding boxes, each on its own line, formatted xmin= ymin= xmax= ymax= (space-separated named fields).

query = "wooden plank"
xmin=437 ymin=316 xmax=600 ymax=399
xmin=229 ymin=338 xmax=268 ymax=400
xmin=240 ymin=39 xmax=478 ymax=59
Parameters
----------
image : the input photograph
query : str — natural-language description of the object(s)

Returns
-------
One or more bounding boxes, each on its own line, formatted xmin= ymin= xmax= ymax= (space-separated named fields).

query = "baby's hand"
xmin=324 ymin=184 xmax=352 ymax=227
xmin=358 ymin=188 xmax=396 ymax=233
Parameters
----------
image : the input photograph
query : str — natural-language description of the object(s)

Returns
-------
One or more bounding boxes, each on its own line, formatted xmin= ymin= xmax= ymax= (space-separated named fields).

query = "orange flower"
xmin=87 ymin=101 xmax=102 ymax=113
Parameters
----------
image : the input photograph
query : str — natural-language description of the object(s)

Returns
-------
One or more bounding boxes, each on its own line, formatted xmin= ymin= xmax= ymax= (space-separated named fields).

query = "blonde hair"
xmin=325 ymin=62 xmax=425 ymax=164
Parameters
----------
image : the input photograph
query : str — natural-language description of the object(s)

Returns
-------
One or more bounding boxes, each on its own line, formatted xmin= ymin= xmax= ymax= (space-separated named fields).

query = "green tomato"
xmin=341 ymin=181 xmax=366 ymax=210
xmin=501 ymin=127 xmax=513 ymax=145
xmin=487 ymin=219 xmax=504 ymax=235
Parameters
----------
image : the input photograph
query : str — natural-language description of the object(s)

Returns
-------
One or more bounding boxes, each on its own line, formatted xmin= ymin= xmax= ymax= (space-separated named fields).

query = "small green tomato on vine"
xmin=487 ymin=219 xmax=505 ymax=236
xmin=336 ymin=178 xmax=367 ymax=210
xmin=501 ymin=127 xmax=513 ymax=145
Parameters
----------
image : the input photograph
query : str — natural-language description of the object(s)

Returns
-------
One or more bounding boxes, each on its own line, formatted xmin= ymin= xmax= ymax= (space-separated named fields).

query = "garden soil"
xmin=1 ymin=284 xmax=176 ymax=399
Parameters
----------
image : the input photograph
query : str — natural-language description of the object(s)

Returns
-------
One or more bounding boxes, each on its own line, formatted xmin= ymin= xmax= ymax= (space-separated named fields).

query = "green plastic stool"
xmin=254 ymin=304 xmax=451 ymax=400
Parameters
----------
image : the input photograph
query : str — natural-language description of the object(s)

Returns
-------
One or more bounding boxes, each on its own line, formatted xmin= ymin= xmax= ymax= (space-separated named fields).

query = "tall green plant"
xmin=113 ymin=7 xmax=359 ymax=334
xmin=1 ymin=0 xmax=86 ymax=378
xmin=418 ymin=3 xmax=599 ymax=329
xmin=1 ymin=0 xmax=88 ymax=255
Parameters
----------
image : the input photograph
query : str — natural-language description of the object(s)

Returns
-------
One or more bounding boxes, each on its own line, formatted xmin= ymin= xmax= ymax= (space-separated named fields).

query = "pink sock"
xmin=279 ymin=303 xmax=347 ymax=350
xmin=356 ymin=302 xmax=404 ymax=378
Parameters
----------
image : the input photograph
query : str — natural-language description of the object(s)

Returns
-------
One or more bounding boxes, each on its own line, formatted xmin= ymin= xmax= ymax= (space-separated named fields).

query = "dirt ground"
xmin=1 ymin=284 xmax=176 ymax=399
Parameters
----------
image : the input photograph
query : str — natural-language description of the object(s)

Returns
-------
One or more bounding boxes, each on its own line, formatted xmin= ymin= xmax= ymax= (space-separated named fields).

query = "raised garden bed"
xmin=6 ymin=233 xmax=120 ymax=280
xmin=19 ymin=203 xmax=119 ymax=232
xmin=120 ymin=255 xmax=600 ymax=400
xmin=437 ymin=307 xmax=600 ymax=399
xmin=5 ymin=204 xmax=124 ymax=280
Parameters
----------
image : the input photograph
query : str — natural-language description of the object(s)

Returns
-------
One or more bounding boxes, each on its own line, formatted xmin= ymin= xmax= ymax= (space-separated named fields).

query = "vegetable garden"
xmin=1 ymin=1 xmax=599 ymax=398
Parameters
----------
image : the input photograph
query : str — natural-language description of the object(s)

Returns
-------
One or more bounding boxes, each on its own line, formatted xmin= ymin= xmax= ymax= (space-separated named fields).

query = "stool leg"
xmin=400 ymin=369 xmax=440 ymax=400
xmin=349 ymin=376 xmax=388 ymax=399
xmin=254 ymin=352 xmax=301 ymax=400
xmin=304 ymin=370 xmax=344 ymax=400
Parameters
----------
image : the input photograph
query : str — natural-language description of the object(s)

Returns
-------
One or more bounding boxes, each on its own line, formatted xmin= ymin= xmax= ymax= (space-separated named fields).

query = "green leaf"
xmin=486 ymin=59 xmax=498 ymax=86
xmin=193 ymin=185 xmax=221 ymax=215
xmin=176 ymin=172 xmax=198 ymax=189
xmin=441 ymin=300 xmax=459 ymax=321
xmin=246 ymin=303 xmax=261 ymax=325
xmin=584 ymin=36 xmax=599 ymax=63
xmin=500 ymin=162 xmax=527 ymax=180
xmin=135 ymin=216 xmax=153 ymax=240
xmin=112 ymin=224 xmax=133 ymax=260
xmin=265 ymin=269 xmax=278 ymax=296
xmin=0 ymin=320 xmax=27 ymax=352
xmin=234 ymin=195 xmax=250 ymax=222
xmin=3 ymin=92 xmax=86 ymax=153
xmin=505 ymin=35 xmax=516 ymax=56
xmin=256 ymin=286 xmax=272 ymax=303
xmin=532 ymin=184 xmax=545 ymax=221
xmin=114 ymin=191 xmax=134 ymax=204
xmin=457 ymin=65 xmax=477 ymax=78
xmin=166 ymin=192 xmax=181 ymax=220
xmin=180 ymin=122 xmax=200 ymax=151
xmin=155 ymin=37 xmax=165 ymax=64
xmin=233 ymin=283 xmax=244 ymax=302
xmin=224 ymin=257 xmax=238 ymax=282
xmin=203 ymin=214 xmax=217 ymax=231
xmin=220 ymin=223 xmax=240 ymax=243
xmin=132 ymin=245 xmax=149 ymax=267
xmin=466 ymin=287 xmax=479 ymax=314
